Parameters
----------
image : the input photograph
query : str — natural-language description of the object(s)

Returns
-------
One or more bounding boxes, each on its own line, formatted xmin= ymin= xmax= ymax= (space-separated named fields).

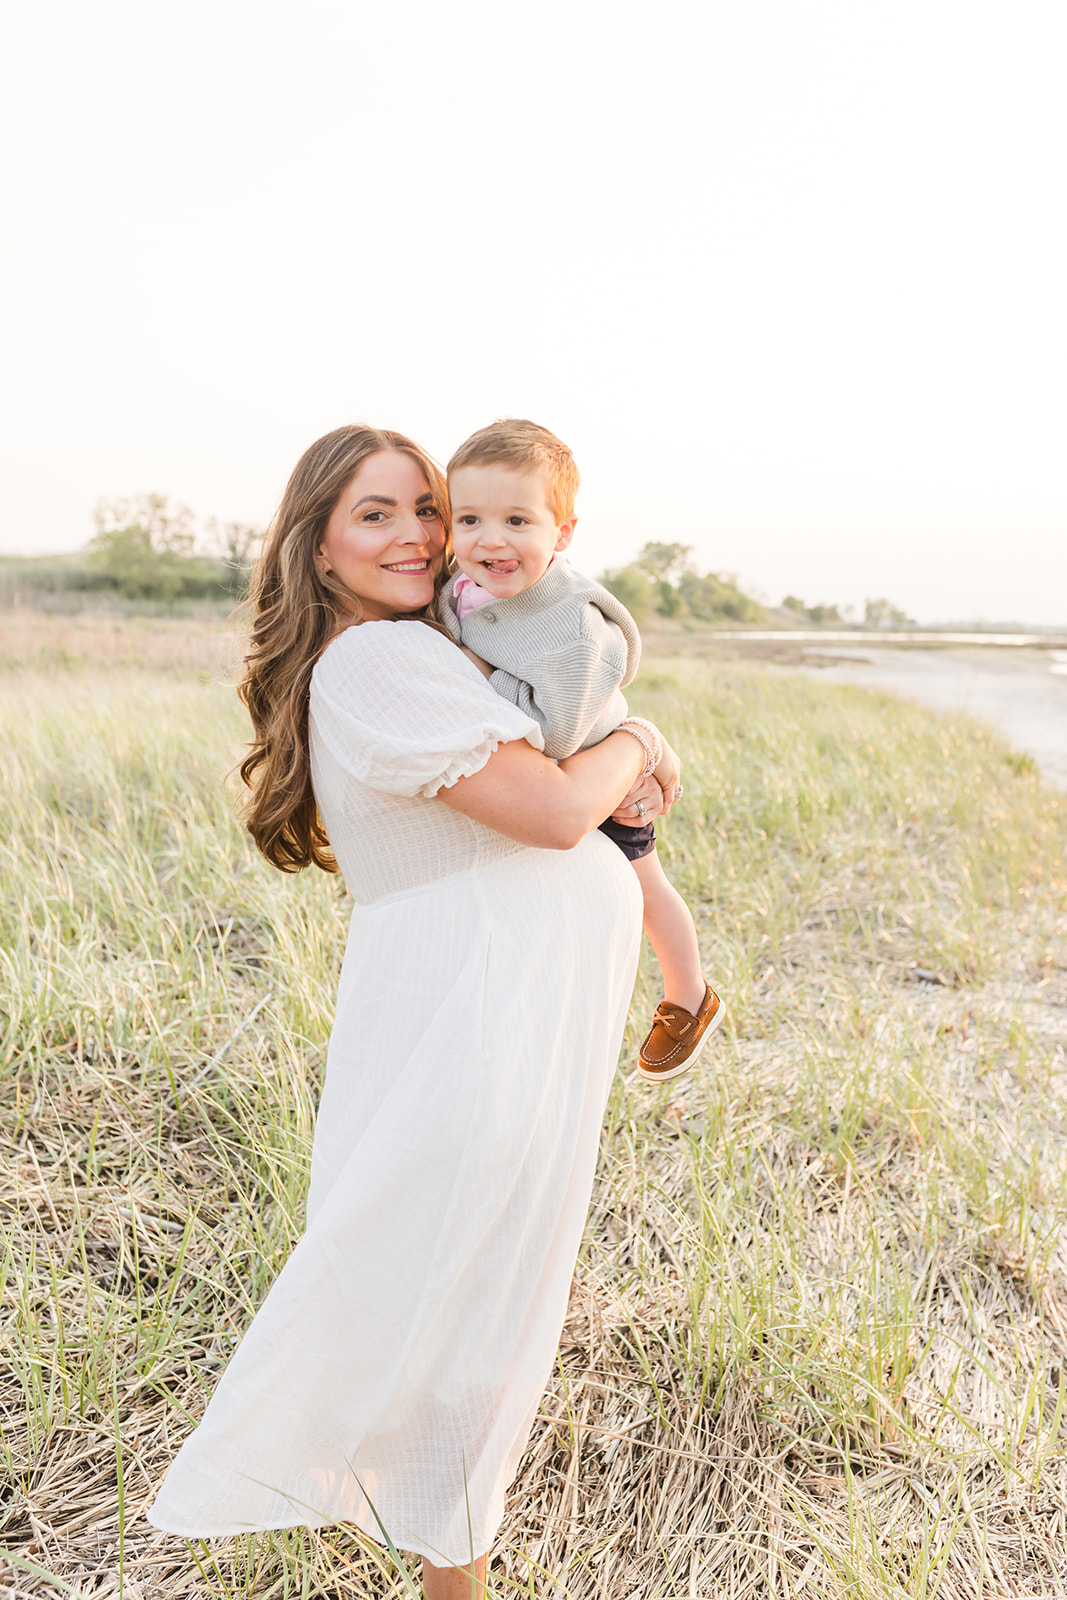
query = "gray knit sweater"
xmin=439 ymin=561 xmax=642 ymax=760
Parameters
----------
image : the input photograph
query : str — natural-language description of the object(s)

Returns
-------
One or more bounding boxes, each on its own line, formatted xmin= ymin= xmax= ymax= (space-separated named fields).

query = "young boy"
xmin=441 ymin=418 xmax=724 ymax=1082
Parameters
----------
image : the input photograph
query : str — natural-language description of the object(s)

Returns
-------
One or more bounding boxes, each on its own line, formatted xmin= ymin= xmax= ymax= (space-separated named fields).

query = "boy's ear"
xmin=554 ymin=515 xmax=577 ymax=553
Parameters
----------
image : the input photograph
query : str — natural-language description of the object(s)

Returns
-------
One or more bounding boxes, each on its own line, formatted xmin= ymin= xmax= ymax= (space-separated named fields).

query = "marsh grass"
xmin=0 ymin=608 xmax=240 ymax=676
xmin=2 ymin=619 xmax=1066 ymax=1597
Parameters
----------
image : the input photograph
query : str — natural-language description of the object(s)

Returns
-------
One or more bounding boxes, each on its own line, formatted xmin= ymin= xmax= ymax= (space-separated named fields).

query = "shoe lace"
xmin=654 ymin=1006 xmax=695 ymax=1041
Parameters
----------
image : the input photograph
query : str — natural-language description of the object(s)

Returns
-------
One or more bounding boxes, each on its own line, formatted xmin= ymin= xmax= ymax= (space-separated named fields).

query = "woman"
xmin=149 ymin=426 xmax=677 ymax=1599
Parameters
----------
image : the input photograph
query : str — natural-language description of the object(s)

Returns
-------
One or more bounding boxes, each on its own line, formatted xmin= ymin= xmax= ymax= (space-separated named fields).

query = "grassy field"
xmin=2 ymin=613 xmax=1066 ymax=1599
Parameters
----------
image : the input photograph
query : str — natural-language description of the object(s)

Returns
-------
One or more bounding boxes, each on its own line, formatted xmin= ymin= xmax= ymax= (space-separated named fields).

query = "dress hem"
xmin=146 ymin=1507 xmax=489 ymax=1567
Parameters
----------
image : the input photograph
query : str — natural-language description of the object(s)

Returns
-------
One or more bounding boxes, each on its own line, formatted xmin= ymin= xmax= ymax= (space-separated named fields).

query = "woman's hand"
xmin=610 ymin=772 xmax=665 ymax=825
xmin=611 ymin=731 xmax=684 ymax=823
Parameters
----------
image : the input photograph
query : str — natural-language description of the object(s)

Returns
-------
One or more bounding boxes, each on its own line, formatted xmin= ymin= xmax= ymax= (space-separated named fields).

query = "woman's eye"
xmin=362 ymin=510 xmax=386 ymax=523
xmin=418 ymin=505 xmax=440 ymax=520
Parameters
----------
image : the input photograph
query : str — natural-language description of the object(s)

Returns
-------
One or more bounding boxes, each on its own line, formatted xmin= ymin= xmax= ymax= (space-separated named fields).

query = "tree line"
xmin=14 ymin=498 xmax=916 ymax=627
xmin=83 ymin=495 xmax=260 ymax=601
xmin=599 ymin=542 xmax=767 ymax=625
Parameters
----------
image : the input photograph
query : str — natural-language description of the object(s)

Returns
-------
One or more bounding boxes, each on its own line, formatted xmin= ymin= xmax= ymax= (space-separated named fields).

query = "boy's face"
xmin=449 ymin=463 xmax=575 ymax=601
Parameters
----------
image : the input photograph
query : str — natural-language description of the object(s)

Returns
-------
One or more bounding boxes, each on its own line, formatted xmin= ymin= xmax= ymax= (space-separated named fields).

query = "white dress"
xmin=149 ymin=621 xmax=642 ymax=1565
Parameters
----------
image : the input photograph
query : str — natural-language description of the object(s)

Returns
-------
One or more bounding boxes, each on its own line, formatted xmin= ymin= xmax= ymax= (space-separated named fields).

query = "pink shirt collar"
xmin=453 ymin=570 xmax=496 ymax=621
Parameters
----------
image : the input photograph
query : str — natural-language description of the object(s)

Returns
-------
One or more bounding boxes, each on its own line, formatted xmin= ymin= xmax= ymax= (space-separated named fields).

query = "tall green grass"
xmin=2 ymin=644 xmax=1066 ymax=1597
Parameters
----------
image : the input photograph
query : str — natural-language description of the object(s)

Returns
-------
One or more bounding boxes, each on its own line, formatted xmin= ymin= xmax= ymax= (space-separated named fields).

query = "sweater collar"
xmin=455 ymin=556 xmax=576 ymax=620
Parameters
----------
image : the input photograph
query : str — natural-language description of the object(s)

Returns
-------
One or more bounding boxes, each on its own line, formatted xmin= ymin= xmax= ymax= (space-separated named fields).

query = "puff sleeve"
xmin=309 ymin=620 xmax=545 ymax=800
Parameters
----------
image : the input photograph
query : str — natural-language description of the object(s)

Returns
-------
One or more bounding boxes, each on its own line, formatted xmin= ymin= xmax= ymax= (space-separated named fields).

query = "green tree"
xmin=598 ymin=564 xmax=658 ymax=624
xmin=95 ymin=493 xmax=196 ymax=554
xmin=864 ymin=597 xmax=915 ymax=629
xmin=206 ymin=518 xmax=262 ymax=597
xmin=805 ymin=602 xmax=843 ymax=625
xmin=601 ymin=549 xmax=767 ymax=626
xmin=680 ymin=570 xmax=765 ymax=623
xmin=781 ymin=594 xmax=845 ymax=625
xmin=634 ymin=542 xmax=695 ymax=585
xmin=655 ymin=578 xmax=683 ymax=617
xmin=89 ymin=495 xmax=225 ymax=601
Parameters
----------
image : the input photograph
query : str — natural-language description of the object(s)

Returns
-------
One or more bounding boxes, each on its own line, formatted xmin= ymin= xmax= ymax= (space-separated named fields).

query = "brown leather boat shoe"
xmin=638 ymin=982 xmax=725 ymax=1082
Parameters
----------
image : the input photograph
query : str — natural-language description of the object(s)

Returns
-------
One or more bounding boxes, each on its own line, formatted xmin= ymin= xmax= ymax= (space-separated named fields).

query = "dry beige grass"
xmin=0 ymin=609 xmax=240 ymax=678
xmin=2 ymin=613 xmax=1067 ymax=1598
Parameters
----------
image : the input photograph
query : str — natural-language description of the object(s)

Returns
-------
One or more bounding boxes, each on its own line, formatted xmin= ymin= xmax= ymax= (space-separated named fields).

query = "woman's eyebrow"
xmin=351 ymin=492 xmax=436 ymax=509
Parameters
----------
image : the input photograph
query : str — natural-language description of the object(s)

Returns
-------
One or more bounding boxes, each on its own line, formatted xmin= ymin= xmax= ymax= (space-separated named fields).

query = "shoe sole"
xmin=638 ymin=997 xmax=726 ymax=1083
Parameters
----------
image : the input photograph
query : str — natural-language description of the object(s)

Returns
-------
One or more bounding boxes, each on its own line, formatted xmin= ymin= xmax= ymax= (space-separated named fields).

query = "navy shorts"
xmin=598 ymin=816 xmax=656 ymax=861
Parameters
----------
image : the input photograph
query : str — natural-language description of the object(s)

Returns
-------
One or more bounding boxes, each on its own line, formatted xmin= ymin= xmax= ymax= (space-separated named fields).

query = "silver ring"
xmin=635 ymin=799 xmax=647 ymax=817
xmin=675 ymin=784 xmax=684 ymax=799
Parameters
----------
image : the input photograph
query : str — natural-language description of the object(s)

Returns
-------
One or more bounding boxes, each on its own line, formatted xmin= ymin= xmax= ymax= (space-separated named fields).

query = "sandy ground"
xmin=801 ymin=645 xmax=1067 ymax=788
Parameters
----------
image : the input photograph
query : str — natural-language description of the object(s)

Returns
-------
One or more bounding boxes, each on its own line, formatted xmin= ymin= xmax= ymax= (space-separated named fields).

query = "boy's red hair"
xmin=448 ymin=418 xmax=580 ymax=523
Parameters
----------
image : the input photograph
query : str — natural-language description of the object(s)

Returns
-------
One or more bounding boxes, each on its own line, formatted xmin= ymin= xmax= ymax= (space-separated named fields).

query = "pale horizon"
xmin=2 ymin=0 xmax=1064 ymax=626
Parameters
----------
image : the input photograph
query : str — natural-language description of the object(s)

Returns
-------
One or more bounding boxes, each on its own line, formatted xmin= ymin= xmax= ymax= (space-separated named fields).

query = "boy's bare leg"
xmin=631 ymin=849 xmax=705 ymax=1013
xmin=422 ymin=1554 xmax=487 ymax=1599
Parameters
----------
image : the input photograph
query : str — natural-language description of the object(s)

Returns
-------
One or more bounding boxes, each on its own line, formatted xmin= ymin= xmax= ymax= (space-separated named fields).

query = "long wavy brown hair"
xmin=237 ymin=425 xmax=451 ymax=873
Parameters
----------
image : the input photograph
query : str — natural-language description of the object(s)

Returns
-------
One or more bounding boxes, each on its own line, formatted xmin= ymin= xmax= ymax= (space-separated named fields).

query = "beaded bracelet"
xmin=625 ymin=716 xmax=665 ymax=770
xmin=616 ymin=716 xmax=664 ymax=775
xmin=623 ymin=715 xmax=664 ymax=763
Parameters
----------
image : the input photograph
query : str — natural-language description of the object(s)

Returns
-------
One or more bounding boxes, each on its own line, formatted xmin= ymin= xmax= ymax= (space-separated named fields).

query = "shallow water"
xmin=803 ymin=646 xmax=1067 ymax=789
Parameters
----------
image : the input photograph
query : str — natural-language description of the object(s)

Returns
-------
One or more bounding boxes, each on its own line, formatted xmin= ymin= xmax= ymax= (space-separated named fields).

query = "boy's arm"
xmin=487 ymin=605 xmax=632 ymax=760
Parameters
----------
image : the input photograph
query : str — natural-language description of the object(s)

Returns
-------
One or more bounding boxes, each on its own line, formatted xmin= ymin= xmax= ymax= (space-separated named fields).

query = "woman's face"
xmin=318 ymin=450 xmax=446 ymax=622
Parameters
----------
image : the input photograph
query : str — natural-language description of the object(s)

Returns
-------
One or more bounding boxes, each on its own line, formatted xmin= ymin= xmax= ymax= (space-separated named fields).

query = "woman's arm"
xmin=453 ymin=646 xmax=681 ymax=832
xmin=437 ymin=729 xmax=679 ymax=851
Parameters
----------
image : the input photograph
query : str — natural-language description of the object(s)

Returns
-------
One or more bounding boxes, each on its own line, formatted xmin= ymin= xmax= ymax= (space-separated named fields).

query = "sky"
xmin=2 ymin=0 xmax=1064 ymax=624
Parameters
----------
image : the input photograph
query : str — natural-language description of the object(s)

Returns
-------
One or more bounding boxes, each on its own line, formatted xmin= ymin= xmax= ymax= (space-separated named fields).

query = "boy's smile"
xmin=449 ymin=464 xmax=576 ymax=601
